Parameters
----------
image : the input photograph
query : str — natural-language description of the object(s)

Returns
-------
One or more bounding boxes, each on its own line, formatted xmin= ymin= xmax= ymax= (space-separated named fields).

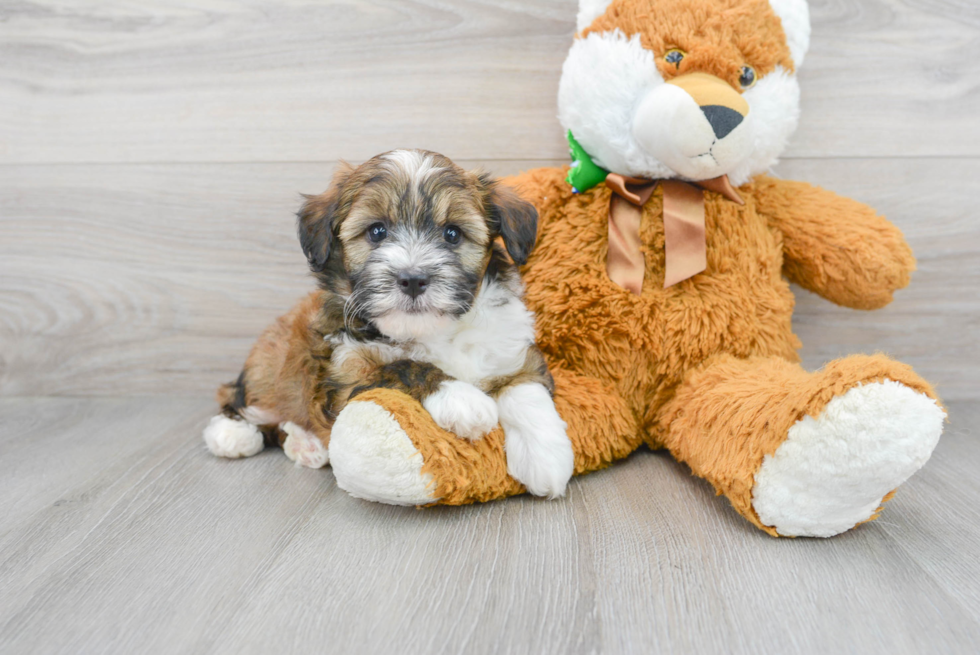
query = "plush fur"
xmin=203 ymin=150 xmax=574 ymax=498
xmin=330 ymin=399 xmax=437 ymax=505
xmin=323 ymin=0 xmax=945 ymax=538
xmin=752 ymin=380 xmax=944 ymax=537
xmin=560 ymin=0 xmax=802 ymax=184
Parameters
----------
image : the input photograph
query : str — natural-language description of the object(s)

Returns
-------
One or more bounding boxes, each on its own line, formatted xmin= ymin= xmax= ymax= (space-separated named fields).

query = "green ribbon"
xmin=566 ymin=130 xmax=609 ymax=193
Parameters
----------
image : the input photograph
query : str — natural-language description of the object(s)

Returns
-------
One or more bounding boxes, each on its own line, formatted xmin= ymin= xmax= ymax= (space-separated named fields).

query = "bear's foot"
xmin=661 ymin=354 xmax=946 ymax=537
xmin=751 ymin=380 xmax=944 ymax=537
xmin=329 ymin=400 xmax=438 ymax=505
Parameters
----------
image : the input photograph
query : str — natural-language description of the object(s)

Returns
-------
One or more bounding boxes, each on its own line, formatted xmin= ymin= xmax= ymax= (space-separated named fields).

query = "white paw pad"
xmin=752 ymin=380 xmax=945 ymax=537
xmin=498 ymin=383 xmax=575 ymax=499
xmin=203 ymin=415 xmax=264 ymax=459
xmin=423 ymin=380 xmax=499 ymax=440
xmin=281 ymin=422 xmax=329 ymax=469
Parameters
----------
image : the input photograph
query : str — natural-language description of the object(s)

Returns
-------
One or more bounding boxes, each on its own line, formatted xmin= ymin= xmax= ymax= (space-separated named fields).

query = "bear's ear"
xmin=768 ymin=0 xmax=811 ymax=68
xmin=478 ymin=173 xmax=538 ymax=266
xmin=576 ymin=0 xmax=614 ymax=33
xmin=298 ymin=162 xmax=354 ymax=272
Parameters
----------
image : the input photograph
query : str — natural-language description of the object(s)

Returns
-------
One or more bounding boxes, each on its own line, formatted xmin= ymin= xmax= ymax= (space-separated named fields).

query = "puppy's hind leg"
xmin=203 ymin=415 xmax=265 ymax=458
xmin=281 ymin=422 xmax=330 ymax=469
xmin=203 ymin=373 xmax=276 ymax=459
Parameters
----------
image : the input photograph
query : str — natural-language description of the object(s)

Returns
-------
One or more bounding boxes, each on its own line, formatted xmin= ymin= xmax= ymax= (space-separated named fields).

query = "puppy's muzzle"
xmin=397 ymin=273 xmax=429 ymax=299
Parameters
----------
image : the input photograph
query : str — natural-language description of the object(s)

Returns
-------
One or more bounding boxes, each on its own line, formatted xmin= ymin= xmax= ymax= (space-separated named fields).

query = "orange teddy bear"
xmin=324 ymin=0 xmax=945 ymax=537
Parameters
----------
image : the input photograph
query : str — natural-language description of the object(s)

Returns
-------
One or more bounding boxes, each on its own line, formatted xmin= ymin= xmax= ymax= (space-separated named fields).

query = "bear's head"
xmin=560 ymin=0 xmax=810 ymax=186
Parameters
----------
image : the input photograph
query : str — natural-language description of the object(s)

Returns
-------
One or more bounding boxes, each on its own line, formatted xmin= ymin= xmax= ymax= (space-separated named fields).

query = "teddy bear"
xmin=326 ymin=0 xmax=946 ymax=538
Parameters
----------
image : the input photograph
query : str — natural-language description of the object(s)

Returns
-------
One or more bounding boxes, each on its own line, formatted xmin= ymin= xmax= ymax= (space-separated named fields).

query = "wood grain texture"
xmin=1 ymin=397 xmax=978 ymax=654
xmin=1 ymin=0 xmax=979 ymax=164
xmin=2 ymin=158 xmax=977 ymax=398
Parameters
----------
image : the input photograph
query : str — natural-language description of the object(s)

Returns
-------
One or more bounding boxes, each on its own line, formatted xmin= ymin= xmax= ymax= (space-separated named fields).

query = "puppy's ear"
xmin=480 ymin=174 xmax=539 ymax=265
xmin=298 ymin=163 xmax=354 ymax=271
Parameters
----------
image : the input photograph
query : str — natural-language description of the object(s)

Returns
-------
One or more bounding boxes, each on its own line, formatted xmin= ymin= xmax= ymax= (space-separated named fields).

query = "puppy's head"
xmin=298 ymin=149 xmax=537 ymax=340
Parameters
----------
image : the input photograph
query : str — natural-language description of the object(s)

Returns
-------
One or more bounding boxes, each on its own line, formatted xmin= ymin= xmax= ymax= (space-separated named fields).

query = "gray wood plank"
xmin=0 ymin=397 xmax=977 ymax=654
xmin=0 ymin=0 xmax=978 ymax=164
xmin=880 ymin=402 xmax=980 ymax=627
xmin=2 ymin=157 xmax=977 ymax=399
xmin=0 ymin=395 xmax=210 ymax=530
xmin=583 ymin=403 xmax=980 ymax=653
xmin=776 ymin=158 xmax=980 ymax=401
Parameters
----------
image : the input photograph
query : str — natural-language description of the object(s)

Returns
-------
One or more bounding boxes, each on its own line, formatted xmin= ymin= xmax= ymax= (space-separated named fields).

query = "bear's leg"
xmin=658 ymin=354 xmax=946 ymax=537
xmin=328 ymin=369 xmax=641 ymax=505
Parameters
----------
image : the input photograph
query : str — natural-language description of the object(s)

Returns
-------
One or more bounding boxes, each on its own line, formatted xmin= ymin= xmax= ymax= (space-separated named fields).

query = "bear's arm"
xmin=501 ymin=166 xmax=575 ymax=239
xmin=753 ymin=174 xmax=916 ymax=310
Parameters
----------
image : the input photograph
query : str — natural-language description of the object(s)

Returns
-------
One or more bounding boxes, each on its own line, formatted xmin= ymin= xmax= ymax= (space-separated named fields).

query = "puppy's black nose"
xmin=397 ymin=274 xmax=429 ymax=299
xmin=701 ymin=105 xmax=744 ymax=140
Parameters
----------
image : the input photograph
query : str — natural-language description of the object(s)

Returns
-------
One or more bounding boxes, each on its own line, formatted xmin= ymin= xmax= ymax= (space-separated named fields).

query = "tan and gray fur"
xmin=204 ymin=150 xmax=573 ymax=496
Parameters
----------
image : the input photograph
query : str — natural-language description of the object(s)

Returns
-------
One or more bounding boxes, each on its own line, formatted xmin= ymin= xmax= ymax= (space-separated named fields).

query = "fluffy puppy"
xmin=202 ymin=149 xmax=575 ymax=498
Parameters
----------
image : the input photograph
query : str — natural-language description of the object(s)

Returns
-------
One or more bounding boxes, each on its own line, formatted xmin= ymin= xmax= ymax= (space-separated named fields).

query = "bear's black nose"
xmin=397 ymin=274 xmax=429 ymax=299
xmin=701 ymin=105 xmax=744 ymax=140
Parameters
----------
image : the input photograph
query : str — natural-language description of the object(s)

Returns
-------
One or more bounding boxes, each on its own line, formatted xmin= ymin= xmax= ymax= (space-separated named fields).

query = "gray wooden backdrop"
xmin=1 ymin=0 xmax=978 ymax=400
xmin=2 ymin=1 xmax=979 ymax=654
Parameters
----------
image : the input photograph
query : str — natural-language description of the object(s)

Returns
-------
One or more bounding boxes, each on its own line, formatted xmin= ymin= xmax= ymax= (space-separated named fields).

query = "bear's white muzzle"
xmin=632 ymin=72 xmax=754 ymax=180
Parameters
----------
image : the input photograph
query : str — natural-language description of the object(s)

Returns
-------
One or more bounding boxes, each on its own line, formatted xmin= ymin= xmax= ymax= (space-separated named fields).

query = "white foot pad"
xmin=498 ymin=383 xmax=574 ymax=499
xmin=329 ymin=400 xmax=437 ymax=506
xmin=203 ymin=415 xmax=264 ymax=459
xmin=423 ymin=380 xmax=499 ymax=441
xmin=752 ymin=380 xmax=945 ymax=537
xmin=281 ymin=422 xmax=329 ymax=469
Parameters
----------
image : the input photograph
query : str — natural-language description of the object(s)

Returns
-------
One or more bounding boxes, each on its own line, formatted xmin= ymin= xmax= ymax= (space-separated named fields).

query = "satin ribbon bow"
xmin=605 ymin=173 xmax=744 ymax=293
xmin=565 ymin=131 xmax=745 ymax=293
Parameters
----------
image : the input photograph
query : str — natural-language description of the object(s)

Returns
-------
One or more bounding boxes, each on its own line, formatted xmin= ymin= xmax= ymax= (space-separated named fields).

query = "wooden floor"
xmin=1 ymin=398 xmax=979 ymax=654
xmin=2 ymin=1 xmax=979 ymax=653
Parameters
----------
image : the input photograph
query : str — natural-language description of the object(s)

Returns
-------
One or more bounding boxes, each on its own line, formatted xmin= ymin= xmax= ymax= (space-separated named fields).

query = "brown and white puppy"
xmin=202 ymin=150 xmax=574 ymax=499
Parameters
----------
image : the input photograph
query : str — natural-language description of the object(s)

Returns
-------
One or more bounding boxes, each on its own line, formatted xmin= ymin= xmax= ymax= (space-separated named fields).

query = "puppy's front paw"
xmin=502 ymin=423 xmax=574 ymax=499
xmin=281 ymin=422 xmax=329 ymax=469
xmin=498 ymin=383 xmax=574 ymax=499
xmin=423 ymin=380 xmax=499 ymax=440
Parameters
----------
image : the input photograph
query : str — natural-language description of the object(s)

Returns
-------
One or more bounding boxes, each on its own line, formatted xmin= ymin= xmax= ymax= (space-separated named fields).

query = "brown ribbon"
xmin=605 ymin=173 xmax=744 ymax=292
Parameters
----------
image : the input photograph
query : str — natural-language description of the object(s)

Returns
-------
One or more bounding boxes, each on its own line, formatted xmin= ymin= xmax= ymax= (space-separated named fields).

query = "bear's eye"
xmin=664 ymin=48 xmax=686 ymax=68
xmin=443 ymin=225 xmax=462 ymax=245
xmin=367 ymin=222 xmax=387 ymax=243
xmin=739 ymin=65 xmax=757 ymax=89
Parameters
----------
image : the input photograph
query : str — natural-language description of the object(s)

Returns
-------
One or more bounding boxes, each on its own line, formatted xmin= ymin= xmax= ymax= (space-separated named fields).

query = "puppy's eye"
xmin=367 ymin=222 xmax=387 ymax=243
xmin=739 ymin=65 xmax=757 ymax=89
xmin=664 ymin=48 xmax=686 ymax=68
xmin=443 ymin=225 xmax=462 ymax=245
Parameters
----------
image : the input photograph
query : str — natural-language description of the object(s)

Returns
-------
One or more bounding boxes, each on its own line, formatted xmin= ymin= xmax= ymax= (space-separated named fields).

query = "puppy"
xmin=202 ymin=149 xmax=575 ymax=498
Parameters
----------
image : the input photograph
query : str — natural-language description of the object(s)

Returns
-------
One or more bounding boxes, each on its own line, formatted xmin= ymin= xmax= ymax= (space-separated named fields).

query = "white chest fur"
xmin=330 ymin=277 xmax=537 ymax=386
